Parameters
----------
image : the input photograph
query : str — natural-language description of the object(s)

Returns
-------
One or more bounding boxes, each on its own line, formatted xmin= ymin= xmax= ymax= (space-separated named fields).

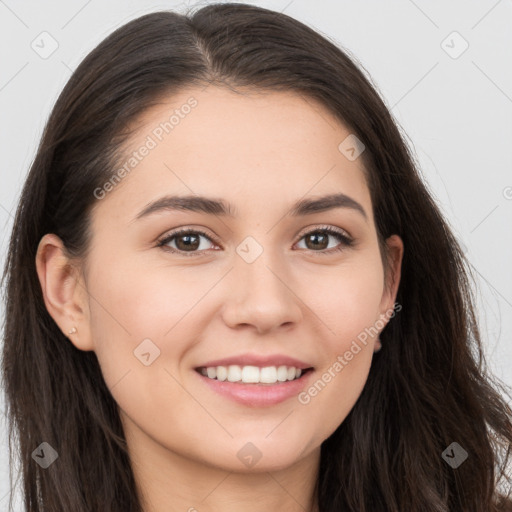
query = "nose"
xmin=221 ymin=250 xmax=303 ymax=335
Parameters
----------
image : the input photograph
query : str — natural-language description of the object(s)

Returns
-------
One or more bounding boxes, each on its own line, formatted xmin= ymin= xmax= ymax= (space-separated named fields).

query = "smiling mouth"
xmin=195 ymin=365 xmax=314 ymax=385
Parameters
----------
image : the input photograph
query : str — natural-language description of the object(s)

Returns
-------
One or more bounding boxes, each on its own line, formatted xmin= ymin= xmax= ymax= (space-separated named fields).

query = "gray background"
xmin=1 ymin=0 xmax=511 ymax=509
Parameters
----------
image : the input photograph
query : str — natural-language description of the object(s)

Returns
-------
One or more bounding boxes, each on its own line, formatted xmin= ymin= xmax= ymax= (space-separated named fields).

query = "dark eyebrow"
xmin=132 ymin=193 xmax=367 ymax=222
xmin=290 ymin=193 xmax=367 ymax=221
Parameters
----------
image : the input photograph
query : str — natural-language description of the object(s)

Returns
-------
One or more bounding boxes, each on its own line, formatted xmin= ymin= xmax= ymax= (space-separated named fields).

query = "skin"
xmin=36 ymin=85 xmax=403 ymax=512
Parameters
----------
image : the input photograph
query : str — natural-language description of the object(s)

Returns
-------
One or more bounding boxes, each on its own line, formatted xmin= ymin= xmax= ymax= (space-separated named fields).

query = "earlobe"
xmin=35 ymin=233 xmax=94 ymax=351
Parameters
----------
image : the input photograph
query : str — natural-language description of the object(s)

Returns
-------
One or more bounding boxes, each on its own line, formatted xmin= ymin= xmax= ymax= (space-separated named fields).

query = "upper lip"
xmin=196 ymin=354 xmax=314 ymax=370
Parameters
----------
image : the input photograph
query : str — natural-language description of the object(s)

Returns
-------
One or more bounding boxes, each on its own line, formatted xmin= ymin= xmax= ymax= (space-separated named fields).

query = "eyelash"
xmin=157 ymin=225 xmax=354 ymax=258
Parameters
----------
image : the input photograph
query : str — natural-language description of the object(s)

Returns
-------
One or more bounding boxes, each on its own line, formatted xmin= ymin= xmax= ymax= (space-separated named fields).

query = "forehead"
xmin=92 ymin=85 xmax=371 ymax=225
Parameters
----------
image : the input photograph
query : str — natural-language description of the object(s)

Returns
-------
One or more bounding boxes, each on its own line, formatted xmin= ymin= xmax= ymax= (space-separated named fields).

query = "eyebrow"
xmin=133 ymin=193 xmax=368 ymax=222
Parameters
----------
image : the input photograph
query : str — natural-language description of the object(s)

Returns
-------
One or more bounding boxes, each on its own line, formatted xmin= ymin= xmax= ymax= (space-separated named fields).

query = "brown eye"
xmin=304 ymin=231 xmax=330 ymax=250
xmin=158 ymin=229 xmax=217 ymax=256
xmin=295 ymin=227 xmax=353 ymax=255
xmin=174 ymin=232 xmax=201 ymax=251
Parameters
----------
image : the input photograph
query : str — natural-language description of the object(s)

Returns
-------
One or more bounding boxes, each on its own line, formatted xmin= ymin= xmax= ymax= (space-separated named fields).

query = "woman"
xmin=2 ymin=3 xmax=511 ymax=511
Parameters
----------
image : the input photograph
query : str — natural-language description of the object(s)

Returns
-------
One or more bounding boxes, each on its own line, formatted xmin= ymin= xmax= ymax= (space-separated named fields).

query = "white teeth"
xmin=260 ymin=366 xmax=277 ymax=383
xmin=199 ymin=365 xmax=307 ymax=384
xmin=276 ymin=365 xmax=288 ymax=382
xmin=216 ymin=366 xmax=228 ymax=381
xmin=241 ymin=365 xmax=260 ymax=383
xmin=227 ymin=365 xmax=242 ymax=382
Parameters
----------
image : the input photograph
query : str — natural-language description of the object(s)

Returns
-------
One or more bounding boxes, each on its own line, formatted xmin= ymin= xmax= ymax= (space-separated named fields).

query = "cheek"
xmin=298 ymin=347 xmax=373 ymax=450
xmin=87 ymin=240 xmax=205 ymax=339
xmin=83 ymin=250 xmax=168 ymax=384
xmin=84 ymin=261 xmax=200 ymax=431
xmin=297 ymin=322 xmax=377 ymax=447
xmin=302 ymin=250 xmax=385 ymax=348
xmin=85 ymin=248 xmax=221 ymax=389
xmin=293 ymin=252 xmax=384 ymax=433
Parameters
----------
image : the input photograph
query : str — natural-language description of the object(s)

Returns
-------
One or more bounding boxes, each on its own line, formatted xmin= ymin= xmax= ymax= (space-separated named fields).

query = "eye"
xmin=157 ymin=225 xmax=354 ymax=257
xmin=294 ymin=225 xmax=354 ymax=255
xmin=157 ymin=228 xmax=218 ymax=257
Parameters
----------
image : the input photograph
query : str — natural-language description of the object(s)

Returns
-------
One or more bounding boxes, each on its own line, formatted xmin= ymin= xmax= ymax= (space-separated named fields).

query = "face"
xmin=37 ymin=85 xmax=402 ymax=475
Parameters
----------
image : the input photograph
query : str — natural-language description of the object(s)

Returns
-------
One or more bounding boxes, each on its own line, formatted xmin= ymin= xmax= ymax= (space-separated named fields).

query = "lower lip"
xmin=194 ymin=369 xmax=314 ymax=407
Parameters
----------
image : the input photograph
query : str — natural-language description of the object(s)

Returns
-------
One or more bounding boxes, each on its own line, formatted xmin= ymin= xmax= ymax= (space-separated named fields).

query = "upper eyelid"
xmin=296 ymin=224 xmax=352 ymax=240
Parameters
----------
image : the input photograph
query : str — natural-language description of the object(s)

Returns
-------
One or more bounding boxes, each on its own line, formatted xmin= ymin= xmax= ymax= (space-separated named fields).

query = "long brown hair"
xmin=2 ymin=3 xmax=511 ymax=511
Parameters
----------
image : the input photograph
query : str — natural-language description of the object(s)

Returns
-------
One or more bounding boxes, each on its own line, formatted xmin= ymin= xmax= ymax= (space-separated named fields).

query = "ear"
xmin=375 ymin=234 xmax=403 ymax=350
xmin=35 ymin=233 xmax=94 ymax=351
